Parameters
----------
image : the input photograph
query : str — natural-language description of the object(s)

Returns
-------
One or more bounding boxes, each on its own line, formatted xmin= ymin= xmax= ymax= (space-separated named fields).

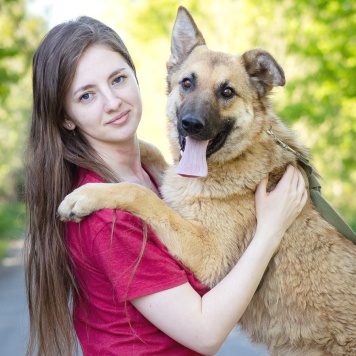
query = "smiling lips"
xmin=106 ymin=110 xmax=129 ymax=125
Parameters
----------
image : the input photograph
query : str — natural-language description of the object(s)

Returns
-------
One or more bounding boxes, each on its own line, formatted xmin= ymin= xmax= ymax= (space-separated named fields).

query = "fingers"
xmin=279 ymin=165 xmax=306 ymax=191
xmin=257 ymin=165 xmax=304 ymax=196
xmin=296 ymin=169 xmax=306 ymax=194
xmin=299 ymin=172 xmax=309 ymax=210
xmin=282 ymin=164 xmax=299 ymax=187
xmin=257 ymin=165 xmax=308 ymax=205
xmin=291 ymin=165 xmax=301 ymax=188
xmin=301 ymin=186 xmax=308 ymax=205
xmin=256 ymin=176 xmax=268 ymax=198
xmin=290 ymin=167 xmax=308 ymax=214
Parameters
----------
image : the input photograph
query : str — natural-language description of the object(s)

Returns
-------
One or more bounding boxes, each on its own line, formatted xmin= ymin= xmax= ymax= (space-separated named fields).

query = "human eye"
xmin=113 ymin=75 xmax=126 ymax=85
xmin=79 ymin=92 xmax=92 ymax=102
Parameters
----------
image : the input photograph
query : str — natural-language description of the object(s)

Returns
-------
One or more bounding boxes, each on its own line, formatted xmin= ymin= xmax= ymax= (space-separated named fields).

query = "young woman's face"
xmin=64 ymin=44 xmax=142 ymax=153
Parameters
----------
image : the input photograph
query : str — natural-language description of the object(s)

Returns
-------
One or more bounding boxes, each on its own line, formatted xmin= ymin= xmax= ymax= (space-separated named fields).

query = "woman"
xmin=24 ymin=16 xmax=307 ymax=356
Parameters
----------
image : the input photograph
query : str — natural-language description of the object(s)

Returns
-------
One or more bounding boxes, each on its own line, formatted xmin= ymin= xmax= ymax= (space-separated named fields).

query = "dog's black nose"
xmin=181 ymin=115 xmax=205 ymax=134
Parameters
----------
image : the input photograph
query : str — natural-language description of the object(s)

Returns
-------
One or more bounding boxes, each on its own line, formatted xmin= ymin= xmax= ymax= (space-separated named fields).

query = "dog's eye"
xmin=182 ymin=79 xmax=192 ymax=89
xmin=222 ymin=87 xmax=234 ymax=98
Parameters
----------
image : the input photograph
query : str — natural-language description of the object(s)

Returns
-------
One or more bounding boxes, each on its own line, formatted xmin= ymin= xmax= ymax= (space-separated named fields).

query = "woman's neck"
xmin=94 ymin=137 xmax=158 ymax=192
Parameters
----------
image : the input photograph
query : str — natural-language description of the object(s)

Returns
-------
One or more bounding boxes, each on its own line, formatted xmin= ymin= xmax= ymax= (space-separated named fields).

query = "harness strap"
xmin=299 ymin=161 xmax=356 ymax=244
xmin=267 ymin=128 xmax=356 ymax=244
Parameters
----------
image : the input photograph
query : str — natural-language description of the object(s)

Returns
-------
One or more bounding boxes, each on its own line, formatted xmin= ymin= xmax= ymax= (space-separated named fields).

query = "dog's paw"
xmin=57 ymin=183 xmax=104 ymax=222
xmin=57 ymin=193 xmax=89 ymax=222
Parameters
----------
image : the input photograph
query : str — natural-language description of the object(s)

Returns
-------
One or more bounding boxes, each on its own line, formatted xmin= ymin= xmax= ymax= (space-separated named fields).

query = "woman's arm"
xmin=132 ymin=165 xmax=307 ymax=355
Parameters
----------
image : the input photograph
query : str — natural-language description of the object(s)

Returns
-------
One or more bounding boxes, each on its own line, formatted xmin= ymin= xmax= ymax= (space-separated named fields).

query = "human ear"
xmin=63 ymin=117 xmax=76 ymax=130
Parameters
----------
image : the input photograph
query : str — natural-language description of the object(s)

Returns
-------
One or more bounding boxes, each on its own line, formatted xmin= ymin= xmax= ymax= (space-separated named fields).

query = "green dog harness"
xmin=267 ymin=127 xmax=356 ymax=244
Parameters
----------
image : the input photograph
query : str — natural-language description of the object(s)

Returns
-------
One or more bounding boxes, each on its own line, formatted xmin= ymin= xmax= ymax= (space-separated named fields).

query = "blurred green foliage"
xmin=0 ymin=0 xmax=355 ymax=255
xmin=0 ymin=0 xmax=47 ymax=201
xmin=0 ymin=203 xmax=24 ymax=238
xmin=0 ymin=0 xmax=46 ymax=256
xmin=0 ymin=202 xmax=25 ymax=259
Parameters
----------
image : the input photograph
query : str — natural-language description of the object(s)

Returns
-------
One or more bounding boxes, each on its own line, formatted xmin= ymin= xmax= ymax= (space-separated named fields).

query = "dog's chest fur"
xmin=160 ymin=134 xmax=296 ymax=285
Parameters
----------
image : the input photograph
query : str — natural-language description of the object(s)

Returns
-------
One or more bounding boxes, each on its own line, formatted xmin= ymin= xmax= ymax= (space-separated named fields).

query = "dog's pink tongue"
xmin=175 ymin=137 xmax=209 ymax=177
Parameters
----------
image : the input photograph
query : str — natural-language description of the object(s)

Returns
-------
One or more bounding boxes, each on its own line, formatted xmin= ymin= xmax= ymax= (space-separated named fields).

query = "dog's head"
xmin=166 ymin=6 xmax=285 ymax=177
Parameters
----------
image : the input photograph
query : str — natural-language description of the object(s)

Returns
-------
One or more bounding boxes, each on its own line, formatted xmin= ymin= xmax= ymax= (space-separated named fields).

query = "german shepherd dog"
xmin=59 ymin=7 xmax=356 ymax=355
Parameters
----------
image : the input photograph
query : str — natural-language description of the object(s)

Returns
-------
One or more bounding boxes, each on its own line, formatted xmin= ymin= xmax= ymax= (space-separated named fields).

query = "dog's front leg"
xmin=58 ymin=182 xmax=209 ymax=278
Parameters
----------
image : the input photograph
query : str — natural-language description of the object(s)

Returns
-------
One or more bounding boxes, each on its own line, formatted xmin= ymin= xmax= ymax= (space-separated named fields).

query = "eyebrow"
xmin=72 ymin=67 xmax=127 ymax=97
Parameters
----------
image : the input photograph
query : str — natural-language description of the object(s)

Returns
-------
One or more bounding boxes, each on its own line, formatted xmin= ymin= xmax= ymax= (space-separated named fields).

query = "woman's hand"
xmin=254 ymin=165 xmax=308 ymax=249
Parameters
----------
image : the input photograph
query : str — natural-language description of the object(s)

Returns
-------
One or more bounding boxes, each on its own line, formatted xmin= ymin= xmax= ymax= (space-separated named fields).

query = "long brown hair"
xmin=24 ymin=16 xmax=137 ymax=356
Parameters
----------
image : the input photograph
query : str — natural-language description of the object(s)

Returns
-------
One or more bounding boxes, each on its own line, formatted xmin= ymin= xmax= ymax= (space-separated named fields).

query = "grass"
xmin=0 ymin=202 xmax=25 ymax=260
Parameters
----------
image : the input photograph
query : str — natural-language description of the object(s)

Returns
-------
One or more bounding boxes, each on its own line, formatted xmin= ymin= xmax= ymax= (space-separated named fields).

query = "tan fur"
xmin=58 ymin=7 xmax=356 ymax=355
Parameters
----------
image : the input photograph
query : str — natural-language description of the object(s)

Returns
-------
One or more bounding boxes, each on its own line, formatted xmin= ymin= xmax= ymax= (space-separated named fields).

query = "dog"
xmin=58 ymin=6 xmax=356 ymax=356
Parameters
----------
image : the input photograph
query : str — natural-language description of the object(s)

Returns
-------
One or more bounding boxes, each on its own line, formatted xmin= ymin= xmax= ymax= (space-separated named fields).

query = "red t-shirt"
xmin=65 ymin=169 xmax=210 ymax=355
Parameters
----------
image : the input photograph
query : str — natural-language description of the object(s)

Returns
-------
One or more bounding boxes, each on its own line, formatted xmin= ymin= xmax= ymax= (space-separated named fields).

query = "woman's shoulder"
xmin=72 ymin=207 xmax=143 ymax=234
xmin=69 ymin=168 xmax=146 ymax=235
xmin=75 ymin=168 xmax=105 ymax=186
xmin=65 ymin=208 xmax=145 ymax=266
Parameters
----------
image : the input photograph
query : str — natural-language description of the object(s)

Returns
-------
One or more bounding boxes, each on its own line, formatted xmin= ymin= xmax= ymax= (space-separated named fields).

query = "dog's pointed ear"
xmin=242 ymin=49 xmax=285 ymax=97
xmin=167 ymin=6 xmax=206 ymax=71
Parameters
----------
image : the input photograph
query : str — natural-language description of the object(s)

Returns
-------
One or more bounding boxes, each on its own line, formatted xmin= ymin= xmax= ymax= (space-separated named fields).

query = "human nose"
xmin=103 ymin=88 xmax=121 ymax=112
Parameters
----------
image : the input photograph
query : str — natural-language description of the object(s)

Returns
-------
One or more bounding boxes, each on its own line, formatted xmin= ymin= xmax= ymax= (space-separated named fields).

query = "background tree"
xmin=0 ymin=0 xmax=46 ymax=254
xmin=243 ymin=0 xmax=356 ymax=227
xmin=0 ymin=0 xmax=46 ymax=201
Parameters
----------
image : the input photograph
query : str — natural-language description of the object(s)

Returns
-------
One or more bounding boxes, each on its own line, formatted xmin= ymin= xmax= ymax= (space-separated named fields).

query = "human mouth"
xmin=107 ymin=110 xmax=129 ymax=125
